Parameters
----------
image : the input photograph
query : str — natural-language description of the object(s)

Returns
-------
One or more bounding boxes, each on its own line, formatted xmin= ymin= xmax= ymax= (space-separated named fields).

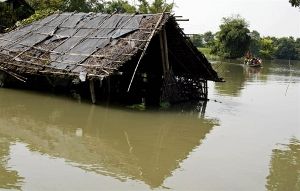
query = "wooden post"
xmin=159 ymin=27 xmax=170 ymax=75
xmin=89 ymin=79 xmax=96 ymax=104
xmin=159 ymin=32 xmax=166 ymax=74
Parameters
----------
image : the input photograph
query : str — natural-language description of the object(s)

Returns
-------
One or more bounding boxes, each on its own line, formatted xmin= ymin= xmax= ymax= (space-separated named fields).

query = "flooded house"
xmin=0 ymin=12 xmax=221 ymax=106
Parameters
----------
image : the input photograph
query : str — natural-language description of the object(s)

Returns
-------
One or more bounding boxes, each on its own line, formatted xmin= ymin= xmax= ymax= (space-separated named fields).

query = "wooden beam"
xmin=159 ymin=27 xmax=170 ymax=75
xmin=175 ymin=19 xmax=189 ymax=22
xmin=159 ymin=31 xmax=166 ymax=74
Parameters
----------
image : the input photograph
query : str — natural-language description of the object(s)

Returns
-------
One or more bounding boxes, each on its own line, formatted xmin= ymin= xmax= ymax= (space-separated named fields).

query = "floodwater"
xmin=0 ymin=60 xmax=299 ymax=191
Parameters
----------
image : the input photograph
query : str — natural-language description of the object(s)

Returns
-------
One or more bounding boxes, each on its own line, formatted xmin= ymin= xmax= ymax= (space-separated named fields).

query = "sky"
xmin=171 ymin=0 xmax=300 ymax=38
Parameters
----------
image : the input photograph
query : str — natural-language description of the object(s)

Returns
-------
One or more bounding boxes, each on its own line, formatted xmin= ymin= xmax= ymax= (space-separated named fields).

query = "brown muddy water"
xmin=0 ymin=60 xmax=299 ymax=191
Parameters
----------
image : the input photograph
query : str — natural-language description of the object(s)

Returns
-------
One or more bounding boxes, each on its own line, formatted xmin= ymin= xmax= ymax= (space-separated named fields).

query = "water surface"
xmin=0 ymin=60 xmax=299 ymax=191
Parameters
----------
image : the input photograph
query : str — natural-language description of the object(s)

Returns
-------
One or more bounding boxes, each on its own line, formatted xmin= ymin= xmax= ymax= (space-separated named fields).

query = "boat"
xmin=244 ymin=57 xmax=262 ymax=67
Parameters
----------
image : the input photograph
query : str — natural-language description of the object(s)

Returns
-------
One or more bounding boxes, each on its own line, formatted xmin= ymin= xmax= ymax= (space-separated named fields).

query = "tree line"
xmin=190 ymin=15 xmax=300 ymax=60
xmin=26 ymin=0 xmax=174 ymax=13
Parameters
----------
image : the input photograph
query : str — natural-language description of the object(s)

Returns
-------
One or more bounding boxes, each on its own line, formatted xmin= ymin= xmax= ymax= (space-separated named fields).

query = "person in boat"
xmin=244 ymin=51 xmax=252 ymax=64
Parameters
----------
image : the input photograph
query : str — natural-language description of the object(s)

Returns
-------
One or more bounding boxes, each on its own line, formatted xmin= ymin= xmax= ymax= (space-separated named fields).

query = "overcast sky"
xmin=171 ymin=0 xmax=300 ymax=38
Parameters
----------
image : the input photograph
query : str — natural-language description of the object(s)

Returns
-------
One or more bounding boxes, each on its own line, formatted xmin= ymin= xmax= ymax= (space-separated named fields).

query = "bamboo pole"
xmin=127 ymin=12 xmax=166 ymax=92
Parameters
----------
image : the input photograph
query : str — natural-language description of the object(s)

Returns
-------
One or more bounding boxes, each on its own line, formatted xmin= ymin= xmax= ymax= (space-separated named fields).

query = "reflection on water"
xmin=213 ymin=59 xmax=300 ymax=97
xmin=0 ymin=59 xmax=299 ymax=190
xmin=0 ymin=138 xmax=23 ymax=190
xmin=0 ymin=90 xmax=217 ymax=189
xmin=266 ymin=138 xmax=300 ymax=191
xmin=214 ymin=62 xmax=246 ymax=96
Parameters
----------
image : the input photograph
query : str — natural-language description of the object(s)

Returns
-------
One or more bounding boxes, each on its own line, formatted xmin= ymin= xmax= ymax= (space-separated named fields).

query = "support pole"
xmin=89 ymin=79 xmax=96 ymax=104
xmin=159 ymin=27 xmax=170 ymax=75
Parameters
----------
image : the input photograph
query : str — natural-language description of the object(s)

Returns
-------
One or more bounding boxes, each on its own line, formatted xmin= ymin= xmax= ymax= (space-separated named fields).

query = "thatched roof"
xmin=0 ymin=12 xmax=220 ymax=82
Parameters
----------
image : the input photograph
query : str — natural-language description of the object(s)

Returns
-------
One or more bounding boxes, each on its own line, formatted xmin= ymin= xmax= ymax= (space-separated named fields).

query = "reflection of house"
xmin=0 ymin=12 xmax=220 ymax=105
xmin=0 ymin=90 xmax=218 ymax=188
xmin=214 ymin=63 xmax=246 ymax=96
xmin=266 ymin=138 xmax=300 ymax=191
xmin=0 ymin=138 xmax=23 ymax=190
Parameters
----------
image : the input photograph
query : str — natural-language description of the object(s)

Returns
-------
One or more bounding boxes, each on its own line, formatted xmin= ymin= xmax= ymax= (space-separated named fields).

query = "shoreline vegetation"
xmin=191 ymin=15 xmax=300 ymax=62
xmin=199 ymin=47 xmax=300 ymax=63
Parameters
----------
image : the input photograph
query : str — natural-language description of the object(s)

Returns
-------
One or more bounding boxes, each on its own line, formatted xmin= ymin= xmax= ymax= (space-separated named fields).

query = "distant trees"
xmin=190 ymin=34 xmax=204 ymax=48
xmin=203 ymin=31 xmax=214 ymax=47
xmin=274 ymin=37 xmax=299 ymax=60
xmin=103 ymin=0 xmax=136 ymax=13
xmin=190 ymin=15 xmax=300 ymax=61
xmin=259 ymin=37 xmax=276 ymax=59
xmin=249 ymin=30 xmax=261 ymax=56
xmin=211 ymin=15 xmax=251 ymax=59
xmin=26 ymin=0 xmax=174 ymax=13
xmin=16 ymin=0 xmax=174 ymax=27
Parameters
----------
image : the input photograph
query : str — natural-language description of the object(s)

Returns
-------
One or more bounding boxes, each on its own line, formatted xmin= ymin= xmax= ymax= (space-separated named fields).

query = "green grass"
xmin=198 ymin=47 xmax=220 ymax=61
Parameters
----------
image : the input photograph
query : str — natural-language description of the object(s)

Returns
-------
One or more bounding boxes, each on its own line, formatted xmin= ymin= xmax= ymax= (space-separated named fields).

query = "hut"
xmin=0 ymin=12 xmax=221 ymax=106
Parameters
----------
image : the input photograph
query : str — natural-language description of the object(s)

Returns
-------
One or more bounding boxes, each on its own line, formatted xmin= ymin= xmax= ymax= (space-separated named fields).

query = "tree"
xmin=148 ymin=0 xmax=174 ymax=13
xmin=190 ymin=34 xmax=204 ymax=48
xmin=27 ymin=0 xmax=64 ymax=10
xmin=249 ymin=30 xmax=261 ymax=56
xmin=259 ymin=37 xmax=276 ymax=59
xmin=289 ymin=0 xmax=300 ymax=7
xmin=63 ymin=0 xmax=92 ymax=12
xmin=138 ymin=0 xmax=150 ymax=13
xmin=0 ymin=0 xmax=34 ymax=32
xmin=104 ymin=0 xmax=136 ymax=14
xmin=274 ymin=37 xmax=299 ymax=60
xmin=203 ymin=31 xmax=214 ymax=47
xmin=213 ymin=15 xmax=251 ymax=58
xmin=296 ymin=38 xmax=300 ymax=58
xmin=0 ymin=2 xmax=16 ymax=32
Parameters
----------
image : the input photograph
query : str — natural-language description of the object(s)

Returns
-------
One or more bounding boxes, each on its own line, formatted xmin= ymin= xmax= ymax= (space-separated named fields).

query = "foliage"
xmin=27 ymin=0 xmax=64 ymax=10
xmin=17 ymin=0 xmax=174 ymax=26
xmin=138 ymin=0 xmax=150 ymax=13
xmin=19 ymin=9 xmax=56 ymax=26
xmin=259 ymin=37 xmax=276 ymax=59
xmin=274 ymin=37 xmax=300 ymax=60
xmin=104 ymin=0 xmax=136 ymax=14
xmin=249 ymin=30 xmax=261 ymax=56
xmin=63 ymin=0 xmax=92 ymax=12
xmin=0 ymin=1 xmax=34 ymax=32
xmin=25 ymin=0 xmax=174 ymax=14
xmin=190 ymin=34 xmax=204 ymax=47
xmin=289 ymin=0 xmax=300 ymax=7
xmin=0 ymin=3 xmax=16 ymax=32
xmin=148 ymin=0 xmax=174 ymax=13
xmin=203 ymin=31 xmax=214 ymax=47
xmin=213 ymin=15 xmax=251 ymax=59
